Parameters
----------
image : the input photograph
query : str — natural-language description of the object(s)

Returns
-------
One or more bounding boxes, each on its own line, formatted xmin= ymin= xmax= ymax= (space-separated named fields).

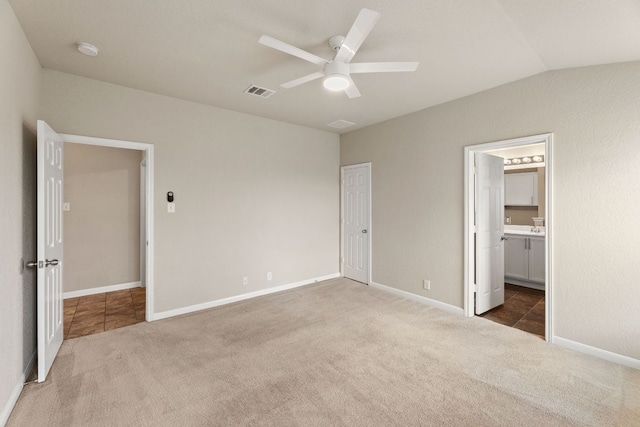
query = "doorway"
xmin=341 ymin=163 xmax=371 ymax=284
xmin=464 ymin=133 xmax=553 ymax=341
xmin=62 ymin=144 xmax=146 ymax=339
xmin=61 ymin=133 xmax=155 ymax=324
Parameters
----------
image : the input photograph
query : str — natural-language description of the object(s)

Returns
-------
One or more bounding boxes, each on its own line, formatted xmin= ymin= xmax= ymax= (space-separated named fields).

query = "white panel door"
xmin=343 ymin=165 xmax=370 ymax=284
xmin=475 ymin=152 xmax=505 ymax=314
xmin=37 ymin=120 xmax=65 ymax=382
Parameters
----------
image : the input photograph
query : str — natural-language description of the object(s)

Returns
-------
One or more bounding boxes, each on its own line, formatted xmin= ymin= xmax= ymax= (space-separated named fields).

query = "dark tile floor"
xmin=64 ymin=287 xmax=146 ymax=339
xmin=479 ymin=284 xmax=545 ymax=338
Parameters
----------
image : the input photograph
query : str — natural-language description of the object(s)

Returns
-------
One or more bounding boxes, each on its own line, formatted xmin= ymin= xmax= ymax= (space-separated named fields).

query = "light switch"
xmin=63 ymin=202 xmax=71 ymax=212
xmin=167 ymin=202 xmax=175 ymax=213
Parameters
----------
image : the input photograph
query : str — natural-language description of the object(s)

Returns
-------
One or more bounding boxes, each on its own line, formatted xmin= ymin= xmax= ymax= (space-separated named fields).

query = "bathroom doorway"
xmin=464 ymin=133 xmax=553 ymax=341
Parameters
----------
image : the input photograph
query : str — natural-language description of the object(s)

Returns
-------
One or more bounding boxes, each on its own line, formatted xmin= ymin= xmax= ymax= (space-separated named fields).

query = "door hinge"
xmin=472 ymin=283 xmax=477 ymax=293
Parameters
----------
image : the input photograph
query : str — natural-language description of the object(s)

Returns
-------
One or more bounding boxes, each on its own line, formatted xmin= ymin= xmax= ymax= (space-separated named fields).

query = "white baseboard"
xmin=0 ymin=350 xmax=36 ymax=427
xmin=63 ymin=281 xmax=141 ymax=299
xmin=369 ymin=281 xmax=464 ymax=316
xmin=152 ymin=273 xmax=341 ymax=321
xmin=553 ymin=336 xmax=640 ymax=370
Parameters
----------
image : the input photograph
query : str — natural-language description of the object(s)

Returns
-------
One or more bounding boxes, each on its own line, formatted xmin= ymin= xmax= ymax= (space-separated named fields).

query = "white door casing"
xmin=36 ymin=120 xmax=65 ymax=382
xmin=60 ymin=132 xmax=155 ymax=321
xmin=140 ymin=159 xmax=147 ymax=287
xmin=464 ymin=133 xmax=553 ymax=341
xmin=475 ymin=152 xmax=505 ymax=314
xmin=342 ymin=164 xmax=370 ymax=284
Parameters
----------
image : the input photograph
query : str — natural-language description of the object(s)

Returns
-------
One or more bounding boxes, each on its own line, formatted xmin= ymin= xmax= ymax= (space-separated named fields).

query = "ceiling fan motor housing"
xmin=329 ymin=35 xmax=345 ymax=51
xmin=324 ymin=60 xmax=349 ymax=76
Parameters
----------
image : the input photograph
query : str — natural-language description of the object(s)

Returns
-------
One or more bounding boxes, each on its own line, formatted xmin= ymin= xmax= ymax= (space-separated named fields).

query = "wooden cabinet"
xmin=528 ymin=237 xmax=546 ymax=283
xmin=504 ymin=234 xmax=545 ymax=286
xmin=505 ymin=235 xmax=528 ymax=280
xmin=505 ymin=172 xmax=538 ymax=206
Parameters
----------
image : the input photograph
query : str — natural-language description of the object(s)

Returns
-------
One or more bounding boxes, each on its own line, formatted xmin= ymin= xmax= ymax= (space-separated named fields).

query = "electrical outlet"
xmin=505 ymin=217 xmax=511 ymax=224
xmin=266 ymin=272 xmax=272 ymax=281
xmin=423 ymin=279 xmax=431 ymax=290
xmin=242 ymin=276 xmax=248 ymax=285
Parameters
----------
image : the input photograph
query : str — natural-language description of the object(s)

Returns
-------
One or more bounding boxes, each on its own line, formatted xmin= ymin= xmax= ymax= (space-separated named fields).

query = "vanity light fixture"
xmin=504 ymin=155 xmax=545 ymax=166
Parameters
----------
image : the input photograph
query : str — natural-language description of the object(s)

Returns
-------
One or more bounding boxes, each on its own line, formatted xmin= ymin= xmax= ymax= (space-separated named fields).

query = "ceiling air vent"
xmin=244 ymin=84 xmax=275 ymax=98
xmin=327 ymin=119 xmax=355 ymax=129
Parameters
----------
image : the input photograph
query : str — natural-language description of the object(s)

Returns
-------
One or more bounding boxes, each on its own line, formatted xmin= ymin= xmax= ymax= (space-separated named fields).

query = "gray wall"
xmin=341 ymin=61 xmax=640 ymax=360
xmin=64 ymin=144 xmax=141 ymax=292
xmin=40 ymin=69 xmax=340 ymax=314
xmin=0 ymin=0 xmax=40 ymax=421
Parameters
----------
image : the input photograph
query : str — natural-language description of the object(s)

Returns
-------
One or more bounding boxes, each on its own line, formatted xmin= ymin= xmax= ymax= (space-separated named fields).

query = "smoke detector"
xmin=77 ymin=42 xmax=99 ymax=57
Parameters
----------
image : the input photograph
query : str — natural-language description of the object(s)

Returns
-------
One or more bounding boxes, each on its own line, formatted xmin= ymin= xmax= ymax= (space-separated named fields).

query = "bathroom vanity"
xmin=504 ymin=225 xmax=545 ymax=290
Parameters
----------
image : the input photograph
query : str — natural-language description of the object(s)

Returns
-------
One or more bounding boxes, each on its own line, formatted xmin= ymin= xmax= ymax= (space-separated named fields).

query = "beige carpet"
xmin=8 ymin=278 xmax=640 ymax=426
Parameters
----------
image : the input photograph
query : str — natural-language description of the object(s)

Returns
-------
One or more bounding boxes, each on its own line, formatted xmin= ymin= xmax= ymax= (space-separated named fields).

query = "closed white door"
xmin=36 ymin=120 xmax=65 ymax=382
xmin=342 ymin=164 xmax=370 ymax=284
xmin=475 ymin=152 xmax=505 ymax=314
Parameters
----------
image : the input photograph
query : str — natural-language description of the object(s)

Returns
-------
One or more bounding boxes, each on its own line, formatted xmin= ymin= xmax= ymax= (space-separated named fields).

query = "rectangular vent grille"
xmin=327 ymin=119 xmax=356 ymax=129
xmin=244 ymin=84 xmax=275 ymax=98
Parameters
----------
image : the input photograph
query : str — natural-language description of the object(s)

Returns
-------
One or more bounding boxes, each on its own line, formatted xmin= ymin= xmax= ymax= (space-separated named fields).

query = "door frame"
xmin=340 ymin=162 xmax=372 ymax=284
xmin=61 ymin=133 xmax=155 ymax=321
xmin=140 ymin=159 xmax=147 ymax=288
xmin=463 ymin=133 xmax=553 ymax=341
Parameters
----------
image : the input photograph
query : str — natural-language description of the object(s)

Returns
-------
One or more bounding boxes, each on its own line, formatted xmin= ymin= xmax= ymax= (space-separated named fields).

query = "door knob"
xmin=45 ymin=259 xmax=59 ymax=267
xmin=26 ymin=261 xmax=40 ymax=268
xmin=501 ymin=236 xmax=508 ymax=241
xmin=362 ymin=229 xmax=368 ymax=234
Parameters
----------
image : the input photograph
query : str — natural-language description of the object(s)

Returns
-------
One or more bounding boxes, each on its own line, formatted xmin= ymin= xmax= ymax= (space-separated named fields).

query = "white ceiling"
xmin=9 ymin=0 xmax=640 ymax=133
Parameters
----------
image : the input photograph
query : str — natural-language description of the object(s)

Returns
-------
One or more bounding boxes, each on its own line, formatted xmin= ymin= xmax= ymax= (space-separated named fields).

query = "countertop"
xmin=504 ymin=225 xmax=546 ymax=237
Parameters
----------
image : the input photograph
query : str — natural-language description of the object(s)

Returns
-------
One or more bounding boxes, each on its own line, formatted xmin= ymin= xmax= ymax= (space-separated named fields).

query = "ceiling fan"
xmin=259 ymin=8 xmax=419 ymax=98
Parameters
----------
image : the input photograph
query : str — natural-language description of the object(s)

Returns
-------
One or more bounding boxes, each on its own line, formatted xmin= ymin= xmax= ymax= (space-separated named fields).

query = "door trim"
xmin=60 ymin=133 xmax=156 ymax=321
xmin=340 ymin=162 xmax=372 ymax=284
xmin=463 ymin=133 xmax=553 ymax=342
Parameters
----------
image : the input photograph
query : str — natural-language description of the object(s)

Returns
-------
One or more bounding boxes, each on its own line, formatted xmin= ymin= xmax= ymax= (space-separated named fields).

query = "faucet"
xmin=531 ymin=225 xmax=539 ymax=233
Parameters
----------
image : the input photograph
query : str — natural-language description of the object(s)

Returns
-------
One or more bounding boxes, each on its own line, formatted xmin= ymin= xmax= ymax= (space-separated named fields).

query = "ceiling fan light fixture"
xmin=323 ymin=74 xmax=350 ymax=91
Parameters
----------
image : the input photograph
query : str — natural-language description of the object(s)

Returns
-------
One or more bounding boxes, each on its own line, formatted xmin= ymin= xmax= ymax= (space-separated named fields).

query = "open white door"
xmin=36 ymin=120 xmax=64 ymax=382
xmin=342 ymin=164 xmax=370 ymax=284
xmin=475 ymin=152 xmax=505 ymax=314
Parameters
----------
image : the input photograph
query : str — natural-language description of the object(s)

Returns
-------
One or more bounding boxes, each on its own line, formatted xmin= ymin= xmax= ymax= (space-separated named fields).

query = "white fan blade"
xmin=344 ymin=76 xmax=361 ymax=98
xmin=334 ymin=9 xmax=381 ymax=63
xmin=259 ymin=35 xmax=328 ymax=65
xmin=350 ymin=62 xmax=420 ymax=73
xmin=281 ymin=71 xmax=325 ymax=89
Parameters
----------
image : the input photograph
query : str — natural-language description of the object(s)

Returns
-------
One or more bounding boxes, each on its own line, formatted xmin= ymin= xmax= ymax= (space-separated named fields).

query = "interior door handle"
xmin=362 ymin=229 xmax=368 ymax=234
xmin=45 ymin=259 xmax=59 ymax=267
xmin=501 ymin=236 xmax=508 ymax=241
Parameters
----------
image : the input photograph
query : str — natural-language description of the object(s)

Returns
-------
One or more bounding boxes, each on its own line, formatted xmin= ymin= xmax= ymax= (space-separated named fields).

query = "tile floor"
xmin=479 ymin=284 xmax=545 ymax=338
xmin=64 ymin=287 xmax=146 ymax=339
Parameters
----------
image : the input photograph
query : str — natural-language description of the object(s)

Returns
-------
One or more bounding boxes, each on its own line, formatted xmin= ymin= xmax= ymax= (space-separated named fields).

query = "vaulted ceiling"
xmin=9 ymin=0 xmax=640 ymax=133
